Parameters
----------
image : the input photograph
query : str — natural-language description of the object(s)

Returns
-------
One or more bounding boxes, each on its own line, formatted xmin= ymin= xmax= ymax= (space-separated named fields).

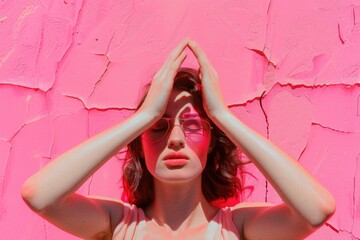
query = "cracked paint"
xmin=259 ymin=91 xmax=270 ymax=202
xmin=1 ymin=1 xmax=360 ymax=239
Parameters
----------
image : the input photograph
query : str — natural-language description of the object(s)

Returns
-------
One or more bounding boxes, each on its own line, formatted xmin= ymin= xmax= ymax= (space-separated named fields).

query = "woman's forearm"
xmin=21 ymin=110 xmax=156 ymax=211
xmin=211 ymin=108 xmax=335 ymax=227
xmin=21 ymin=39 xmax=190 ymax=213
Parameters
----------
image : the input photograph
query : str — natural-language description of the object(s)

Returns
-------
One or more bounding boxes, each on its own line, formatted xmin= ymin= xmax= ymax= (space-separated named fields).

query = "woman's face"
xmin=141 ymin=89 xmax=212 ymax=184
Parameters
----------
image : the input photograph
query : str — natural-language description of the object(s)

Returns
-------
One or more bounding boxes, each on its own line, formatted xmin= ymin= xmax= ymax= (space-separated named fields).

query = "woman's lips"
xmin=163 ymin=159 xmax=189 ymax=167
xmin=163 ymin=153 xmax=189 ymax=166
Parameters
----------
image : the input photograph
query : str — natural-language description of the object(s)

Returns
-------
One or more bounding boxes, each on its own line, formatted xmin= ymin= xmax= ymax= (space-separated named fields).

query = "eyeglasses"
xmin=142 ymin=117 xmax=212 ymax=143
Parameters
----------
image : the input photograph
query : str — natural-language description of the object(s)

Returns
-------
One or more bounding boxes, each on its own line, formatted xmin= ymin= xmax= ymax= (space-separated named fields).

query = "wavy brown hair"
xmin=122 ymin=68 xmax=243 ymax=209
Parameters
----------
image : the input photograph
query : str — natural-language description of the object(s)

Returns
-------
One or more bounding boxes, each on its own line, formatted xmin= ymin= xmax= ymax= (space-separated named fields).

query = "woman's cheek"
xmin=142 ymin=141 xmax=162 ymax=172
xmin=187 ymin=136 xmax=211 ymax=166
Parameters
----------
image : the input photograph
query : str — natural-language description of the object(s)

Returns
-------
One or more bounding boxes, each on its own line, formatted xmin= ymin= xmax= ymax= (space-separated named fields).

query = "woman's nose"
xmin=167 ymin=125 xmax=185 ymax=148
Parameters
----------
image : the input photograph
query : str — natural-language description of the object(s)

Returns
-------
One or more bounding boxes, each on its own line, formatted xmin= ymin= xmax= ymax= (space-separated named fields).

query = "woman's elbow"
xmin=309 ymin=194 xmax=336 ymax=228
xmin=21 ymin=179 xmax=47 ymax=213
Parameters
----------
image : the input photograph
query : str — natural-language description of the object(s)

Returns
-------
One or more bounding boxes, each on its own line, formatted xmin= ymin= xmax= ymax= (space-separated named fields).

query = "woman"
xmin=21 ymin=38 xmax=335 ymax=239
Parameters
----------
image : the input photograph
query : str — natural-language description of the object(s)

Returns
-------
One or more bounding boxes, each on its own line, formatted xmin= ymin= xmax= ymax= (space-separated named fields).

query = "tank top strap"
xmin=204 ymin=207 xmax=241 ymax=240
xmin=112 ymin=203 xmax=147 ymax=239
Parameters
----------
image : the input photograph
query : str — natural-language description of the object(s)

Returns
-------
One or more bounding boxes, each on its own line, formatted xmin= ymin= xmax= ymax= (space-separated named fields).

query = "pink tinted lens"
xmin=142 ymin=118 xmax=211 ymax=142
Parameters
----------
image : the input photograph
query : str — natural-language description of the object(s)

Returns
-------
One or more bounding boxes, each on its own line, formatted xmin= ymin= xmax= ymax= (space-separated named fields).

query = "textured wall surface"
xmin=1 ymin=0 xmax=360 ymax=239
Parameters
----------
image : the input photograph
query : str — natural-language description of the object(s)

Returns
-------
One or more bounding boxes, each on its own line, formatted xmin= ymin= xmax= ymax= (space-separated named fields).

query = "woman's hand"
xmin=188 ymin=40 xmax=229 ymax=119
xmin=138 ymin=38 xmax=189 ymax=119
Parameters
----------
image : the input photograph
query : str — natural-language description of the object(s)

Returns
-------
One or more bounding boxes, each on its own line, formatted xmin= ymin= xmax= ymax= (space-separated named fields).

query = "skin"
xmin=141 ymin=90 xmax=210 ymax=184
xmin=142 ymin=90 xmax=217 ymax=234
xmin=21 ymin=38 xmax=336 ymax=239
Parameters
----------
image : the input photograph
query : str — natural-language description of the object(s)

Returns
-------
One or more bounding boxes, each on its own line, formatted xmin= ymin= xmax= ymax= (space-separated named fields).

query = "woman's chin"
xmin=154 ymin=170 xmax=202 ymax=184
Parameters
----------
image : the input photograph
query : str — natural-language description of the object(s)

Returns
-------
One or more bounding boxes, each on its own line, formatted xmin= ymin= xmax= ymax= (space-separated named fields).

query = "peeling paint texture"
xmin=1 ymin=1 xmax=360 ymax=239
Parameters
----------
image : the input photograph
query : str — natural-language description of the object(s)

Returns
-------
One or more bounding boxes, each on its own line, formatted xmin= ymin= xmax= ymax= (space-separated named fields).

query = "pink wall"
xmin=1 ymin=0 xmax=359 ymax=239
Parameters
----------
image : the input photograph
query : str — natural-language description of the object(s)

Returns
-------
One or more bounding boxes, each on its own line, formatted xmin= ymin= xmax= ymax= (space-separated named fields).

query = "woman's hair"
xmin=122 ymin=68 xmax=243 ymax=208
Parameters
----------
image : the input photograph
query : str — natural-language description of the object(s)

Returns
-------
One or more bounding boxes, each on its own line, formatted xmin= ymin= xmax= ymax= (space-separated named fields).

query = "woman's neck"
xmin=144 ymin=177 xmax=218 ymax=232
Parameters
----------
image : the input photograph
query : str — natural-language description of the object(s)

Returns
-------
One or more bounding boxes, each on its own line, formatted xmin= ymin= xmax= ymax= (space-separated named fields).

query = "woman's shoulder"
xmin=230 ymin=201 xmax=275 ymax=218
xmin=229 ymin=202 xmax=275 ymax=234
xmin=87 ymin=195 xmax=126 ymax=233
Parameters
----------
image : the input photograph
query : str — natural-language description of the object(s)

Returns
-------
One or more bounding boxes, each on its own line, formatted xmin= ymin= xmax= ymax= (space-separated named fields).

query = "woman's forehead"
xmin=164 ymin=90 xmax=200 ymax=118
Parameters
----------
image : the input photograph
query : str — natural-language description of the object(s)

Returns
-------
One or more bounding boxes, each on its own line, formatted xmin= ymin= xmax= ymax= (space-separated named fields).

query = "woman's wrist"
xmin=208 ymin=106 xmax=233 ymax=126
xmin=135 ymin=107 xmax=162 ymax=123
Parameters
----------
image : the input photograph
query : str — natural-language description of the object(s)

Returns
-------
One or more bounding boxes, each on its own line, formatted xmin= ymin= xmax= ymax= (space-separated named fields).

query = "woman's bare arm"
xmin=188 ymin=40 xmax=336 ymax=239
xmin=213 ymin=110 xmax=335 ymax=239
xmin=21 ymin=111 xmax=156 ymax=239
xmin=21 ymin=38 xmax=190 ymax=239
